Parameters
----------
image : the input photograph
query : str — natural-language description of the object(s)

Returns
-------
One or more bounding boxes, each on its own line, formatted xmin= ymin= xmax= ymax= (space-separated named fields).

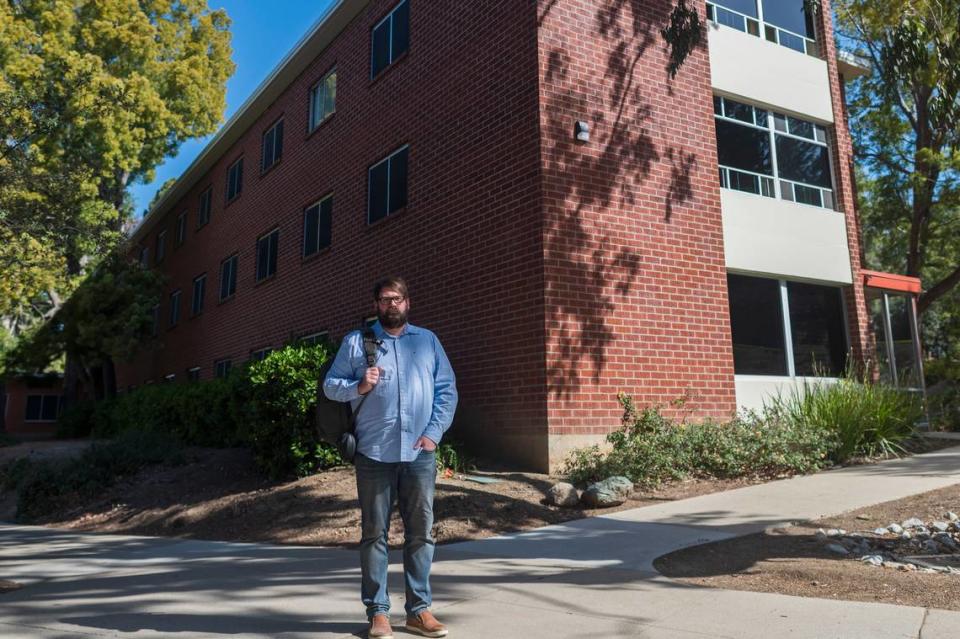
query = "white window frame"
xmin=309 ymin=68 xmax=337 ymax=131
xmin=303 ymin=194 xmax=333 ymax=257
xmin=367 ymin=145 xmax=409 ymax=224
xmin=215 ymin=358 xmax=233 ymax=378
xmin=261 ymin=119 xmax=284 ymax=172
xmin=370 ymin=0 xmax=409 ymax=79
xmin=256 ymin=229 xmax=279 ymax=282
xmin=706 ymin=1 xmax=818 ymax=57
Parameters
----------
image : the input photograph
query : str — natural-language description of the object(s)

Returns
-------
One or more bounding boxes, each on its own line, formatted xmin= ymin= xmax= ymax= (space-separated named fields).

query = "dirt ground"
xmin=3 ymin=446 xmax=765 ymax=548
xmin=656 ymin=483 xmax=960 ymax=611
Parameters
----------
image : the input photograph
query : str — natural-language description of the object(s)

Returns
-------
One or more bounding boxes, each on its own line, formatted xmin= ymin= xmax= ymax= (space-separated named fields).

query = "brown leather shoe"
xmin=405 ymin=610 xmax=448 ymax=637
xmin=368 ymin=613 xmax=393 ymax=639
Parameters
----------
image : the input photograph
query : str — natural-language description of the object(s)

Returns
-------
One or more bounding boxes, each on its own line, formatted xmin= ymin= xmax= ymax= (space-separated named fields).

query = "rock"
xmin=581 ymin=476 xmax=633 ymax=508
xmin=947 ymin=511 xmax=959 ymax=522
xmin=545 ymin=482 xmax=580 ymax=507
xmin=873 ymin=528 xmax=889 ymax=536
xmin=902 ymin=517 xmax=925 ymax=529
xmin=932 ymin=521 xmax=950 ymax=533
xmin=883 ymin=560 xmax=907 ymax=570
xmin=856 ymin=513 xmax=872 ymax=520
xmin=922 ymin=540 xmax=940 ymax=553
xmin=900 ymin=531 xmax=913 ymax=541
xmin=861 ymin=554 xmax=884 ymax=566
xmin=825 ymin=543 xmax=849 ymax=555
xmin=815 ymin=529 xmax=829 ymax=542
xmin=915 ymin=526 xmax=930 ymax=536
xmin=887 ymin=524 xmax=904 ymax=535
xmin=825 ymin=528 xmax=846 ymax=537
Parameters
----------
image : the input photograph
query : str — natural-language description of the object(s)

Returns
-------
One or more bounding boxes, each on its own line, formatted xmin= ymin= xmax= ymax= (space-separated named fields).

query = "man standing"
xmin=324 ymin=276 xmax=458 ymax=639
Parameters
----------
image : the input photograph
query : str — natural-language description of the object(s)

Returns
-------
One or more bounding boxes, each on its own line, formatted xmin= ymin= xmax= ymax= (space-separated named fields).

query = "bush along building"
xmin=116 ymin=0 xmax=924 ymax=471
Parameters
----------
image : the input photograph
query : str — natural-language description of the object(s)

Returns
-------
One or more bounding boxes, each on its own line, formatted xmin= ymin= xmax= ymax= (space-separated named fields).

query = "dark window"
xmin=25 ymin=395 xmax=42 ymax=421
xmin=219 ymin=254 xmax=238 ymax=300
xmin=309 ymin=70 xmax=336 ymax=131
xmin=151 ymin=304 xmax=160 ymax=337
xmin=187 ymin=367 xmax=201 ymax=382
xmin=155 ymin=230 xmax=166 ymax=263
xmin=368 ymin=147 xmax=409 ymax=224
xmin=761 ymin=0 xmax=814 ymax=38
xmin=787 ymin=281 xmax=847 ymax=376
xmin=139 ymin=247 xmax=149 ymax=267
xmin=192 ymin=274 xmax=206 ymax=316
xmin=215 ymin=359 xmax=232 ymax=378
xmin=715 ymin=119 xmax=773 ymax=176
xmin=727 ymin=274 xmax=788 ymax=375
xmin=26 ymin=395 xmax=60 ymax=421
xmin=169 ymin=290 xmax=181 ymax=327
xmin=198 ymin=188 xmax=212 ymax=227
xmin=226 ymin=158 xmax=243 ymax=201
xmin=714 ymin=0 xmax=758 ymax=18
xmin=261 ymin=120 xmax=284 ymax=172
xmin=164 ymin=374 xmax=176 ymax=383
xmin=251 ymin=348 xmax=272 ymax=362
xmin=256 ymin=229 xmax=279 ymax=281
xmin=300 ymin=332 xmax=329 ymax=347
xmin=303 ymin=196 xmax=333 ymax=257
xmin=775 ymin=135 xmax=831 ymax=188
xmin=176 ymin=212 xmax=187 ymax=247
xmin=371 ymin=0 xmax=409 ymax=78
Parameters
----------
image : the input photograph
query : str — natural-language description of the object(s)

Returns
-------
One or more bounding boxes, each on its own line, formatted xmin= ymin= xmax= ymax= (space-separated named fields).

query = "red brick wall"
xmin=537 ymin=0 xmax=737 ymax=454
xmin=117 ymin=1 xmax=550 ymax=466
xmin=814 ymin=0 xmax=873 ymax=365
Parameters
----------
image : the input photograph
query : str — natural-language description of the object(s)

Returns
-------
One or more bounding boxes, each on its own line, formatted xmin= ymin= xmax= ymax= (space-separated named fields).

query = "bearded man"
xmin=323 ymin=275 xmax=458 ymax=639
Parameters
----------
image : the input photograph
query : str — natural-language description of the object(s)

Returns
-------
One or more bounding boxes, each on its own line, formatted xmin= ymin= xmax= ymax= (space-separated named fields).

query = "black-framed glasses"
xmin=377 ymin=295 xmax=406 ymax=306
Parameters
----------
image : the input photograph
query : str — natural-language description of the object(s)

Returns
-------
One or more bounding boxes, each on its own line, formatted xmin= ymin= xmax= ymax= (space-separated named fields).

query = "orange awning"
xmin=862 ymin=270 xmax=922 ymax=295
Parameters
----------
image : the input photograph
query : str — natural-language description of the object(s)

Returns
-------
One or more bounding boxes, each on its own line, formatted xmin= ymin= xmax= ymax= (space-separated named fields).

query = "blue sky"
xmin=128 ymin=0 xmax=336 ymax=216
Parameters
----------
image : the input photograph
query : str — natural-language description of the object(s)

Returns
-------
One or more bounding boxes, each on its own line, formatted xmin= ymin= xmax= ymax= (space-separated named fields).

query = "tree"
xmin=0 ymin=0 xmax=234 ymax=397
xmin=836 ymin=0 xmax=960 ymax=353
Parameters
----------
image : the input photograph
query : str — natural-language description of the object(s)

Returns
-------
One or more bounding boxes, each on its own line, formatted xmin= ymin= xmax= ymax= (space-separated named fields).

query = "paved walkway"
xmin=2 ymin=445 xmax=960 ymax=638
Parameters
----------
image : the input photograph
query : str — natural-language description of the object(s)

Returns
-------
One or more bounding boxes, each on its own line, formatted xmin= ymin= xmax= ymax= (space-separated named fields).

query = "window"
xmin=220 ymin=254 xmax=238 ymax=300
xmin=368 ymin=146 xmax=408 ymax=224
xmin=256 ymin=229 xmax=279 ymax=281
xmin=187 ymin=367 xmax=201 ymax=382
xmin=300 ymin=332 xmax=329 ymax=346
xmin=151 ymin=304 xmax=160 ymax=337
xmin=139 ymin=246 xmax=149 ymax=267
xmin=25 ymin=395 xmax=60 ymax=421
xmin=309 ymin=69 xmax=336 ymax=131
xmin=251 ymin=347 xmax=272 ymax=362
xmin=192 ymin=274 xmax=206 ymax=316
xmin=155 ymin=230 xmax=167 ymax=263
xmin=303 ymin=196 xmax=333 ymax=257
xmin=169 ymin=290 xmax=181 ymax=327
xmin=706 ymin=1 xmax=817 ymax=56
xmin=164 ymin=373 xmax=176 ymax=383
xmin=714 ymin=96 xmax=834 ymax=209
xmin=226 ymin=157 xmax=244 ymax=202
xmin=198 ymin=188 xmax=212 ymax=227
xmin=261 ymin=119 xmax=284 ymax=172
xmin=175 ymin=212 xmax=187 ymax=247
xmin=215 ymin=359 xmax=233 ymax=378
xmin=371 ymin=0 xmax=409 ymax=78
xmin=728 ymin=274 xmax=848 ymax=377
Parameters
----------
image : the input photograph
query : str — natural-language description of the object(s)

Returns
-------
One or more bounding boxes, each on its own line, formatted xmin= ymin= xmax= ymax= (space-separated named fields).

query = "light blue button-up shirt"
xmin=322 ymin=321 xmax=458 ymax=463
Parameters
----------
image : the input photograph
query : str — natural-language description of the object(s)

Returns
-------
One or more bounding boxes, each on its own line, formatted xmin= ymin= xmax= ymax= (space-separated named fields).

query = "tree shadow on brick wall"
xmin=539 ymin=0 xmax=704 ymax=399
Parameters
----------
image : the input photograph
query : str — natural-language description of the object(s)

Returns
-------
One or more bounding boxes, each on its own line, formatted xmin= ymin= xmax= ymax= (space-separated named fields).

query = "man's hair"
xmin=373 ymin=275 xmax=409 ymax=300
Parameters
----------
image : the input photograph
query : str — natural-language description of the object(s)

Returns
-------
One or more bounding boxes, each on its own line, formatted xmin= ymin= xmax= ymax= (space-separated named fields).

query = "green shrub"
xmin=562 ymin=393 xmax=835 ymax=487
xmin=56 ymin=401 xmax=96 ymax=438
xmin=435 ymin=440 xmax=474 ymax=473
xmin=236 ymin=343 xmax=342 ymax=478
xmin=0 ymin=432 xmax=18 ymax=447
xmin=926 ymin=358 xmax=960 ymax=431
xmin=770 ymin=379 xmax=923 ymax=461
xmin=14 ymin=430 xmax=184 ymax=521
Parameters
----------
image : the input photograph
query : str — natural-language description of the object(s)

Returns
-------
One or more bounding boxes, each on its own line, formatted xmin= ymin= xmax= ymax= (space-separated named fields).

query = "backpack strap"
xmin=350 ymin=328 xmax=382 ymax=430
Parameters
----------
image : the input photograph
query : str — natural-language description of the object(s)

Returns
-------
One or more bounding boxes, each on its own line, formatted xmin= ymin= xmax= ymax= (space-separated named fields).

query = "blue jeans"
xmin=355 ymin=450 xmax=436 ymax=619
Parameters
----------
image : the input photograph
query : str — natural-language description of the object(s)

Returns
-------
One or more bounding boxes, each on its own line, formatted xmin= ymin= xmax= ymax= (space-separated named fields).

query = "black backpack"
xmin=316 ymin=328 xmax=380 ymax=463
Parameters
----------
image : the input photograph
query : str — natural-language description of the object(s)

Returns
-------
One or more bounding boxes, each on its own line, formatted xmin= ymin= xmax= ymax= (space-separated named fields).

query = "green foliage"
xmin=836 ymin=0 xmax=960 ymax=352
xmin=4 ymin=253 xmax=165 ymax=374
xmin=0 ymin=0 xmax=234 ymax=378
xmin=923 ymin=357 xmax=960 ymax=431
xmin=230 ymin=343 xmax=342 ymax=478
xmin=563 ymin=393 xmax=835 ymax=487
xmin=11 ymin=430 xmax=183 ymax=521
xmin=770 ymin=379 xmax=923 ymax=461
xmin=0 ymin=432 xmax=19 ymax=448
xmin=435 ymin=440 xmax=474 ymax=474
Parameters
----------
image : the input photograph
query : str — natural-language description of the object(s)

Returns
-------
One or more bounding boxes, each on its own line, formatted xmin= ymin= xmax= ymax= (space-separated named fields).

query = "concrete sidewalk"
xmin=2 ymin=446 xmax=960 ymax=638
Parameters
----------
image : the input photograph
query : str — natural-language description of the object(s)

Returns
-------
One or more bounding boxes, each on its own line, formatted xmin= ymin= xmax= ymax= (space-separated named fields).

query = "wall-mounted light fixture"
xmin=574 ymin=120 xmax=590 ymax=143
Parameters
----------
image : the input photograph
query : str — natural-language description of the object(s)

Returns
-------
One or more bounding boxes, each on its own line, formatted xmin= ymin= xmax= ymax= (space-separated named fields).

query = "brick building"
xmin=117 ymin=0 xmax=924 ymax=470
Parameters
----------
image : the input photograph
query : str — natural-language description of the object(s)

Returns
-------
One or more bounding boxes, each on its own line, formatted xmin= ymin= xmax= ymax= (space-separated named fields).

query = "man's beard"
xmin=378 ymin=307 xmax=408 ymax=329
